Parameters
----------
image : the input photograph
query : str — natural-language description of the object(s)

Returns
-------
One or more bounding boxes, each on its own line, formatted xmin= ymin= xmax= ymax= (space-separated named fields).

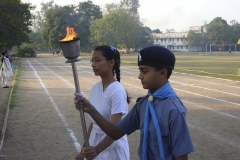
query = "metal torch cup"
xmin=59 ymin=38 xmax=89 ymax=147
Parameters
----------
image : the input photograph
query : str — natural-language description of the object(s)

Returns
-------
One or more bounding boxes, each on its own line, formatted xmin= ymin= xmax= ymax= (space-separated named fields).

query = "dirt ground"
xmin=0 ymin=55 xmax=240 ymax=160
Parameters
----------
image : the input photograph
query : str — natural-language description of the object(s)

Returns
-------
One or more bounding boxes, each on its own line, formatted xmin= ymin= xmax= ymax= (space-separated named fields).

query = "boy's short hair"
xmin=138 ymin=46 xmax=175 ymax=70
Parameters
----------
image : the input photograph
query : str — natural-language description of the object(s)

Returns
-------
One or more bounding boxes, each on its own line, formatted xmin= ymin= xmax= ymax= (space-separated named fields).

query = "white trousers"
xmin=2 ymin=77 xmax=8 ymax=87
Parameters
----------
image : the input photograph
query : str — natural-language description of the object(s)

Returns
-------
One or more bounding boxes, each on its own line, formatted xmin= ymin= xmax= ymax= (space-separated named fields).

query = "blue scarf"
xmin=142 ymin=81 xmax=177 ymax=160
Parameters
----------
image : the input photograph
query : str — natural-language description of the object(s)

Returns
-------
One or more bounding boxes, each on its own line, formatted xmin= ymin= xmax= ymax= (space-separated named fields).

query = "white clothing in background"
xmin=1 ymin=57 xmax=13 ymax=87
xmin=2 ymin=76 xmax=8 ymax=87
xmin=88 ymin=81 xmax=130 ymax=160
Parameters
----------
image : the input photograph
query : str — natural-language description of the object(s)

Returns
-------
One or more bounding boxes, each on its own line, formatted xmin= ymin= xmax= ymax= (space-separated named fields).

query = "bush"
xmin=10 ymin=53 xmax=18 ymax=57
xmin=18 ymin=43 xmax=36 ymax=57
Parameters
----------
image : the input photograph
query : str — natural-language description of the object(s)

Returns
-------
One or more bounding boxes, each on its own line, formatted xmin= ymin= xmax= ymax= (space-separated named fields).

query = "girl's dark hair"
xmin=94 ymin=45 xmax=131 ymax=103
xmin=1 ymin=51 xmax=6 ymax=63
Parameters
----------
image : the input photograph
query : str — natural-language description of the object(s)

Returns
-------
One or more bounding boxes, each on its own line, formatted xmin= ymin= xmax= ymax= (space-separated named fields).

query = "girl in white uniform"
xmin=1 ymin=51 xmax=13 ymax=88
xmin=75 ymin=45 xmax=130 ymax=160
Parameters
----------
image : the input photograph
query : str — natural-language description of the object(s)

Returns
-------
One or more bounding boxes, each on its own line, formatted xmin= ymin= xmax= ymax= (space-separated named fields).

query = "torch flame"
xmin=59 ymin=26 xmax=78 ymax=42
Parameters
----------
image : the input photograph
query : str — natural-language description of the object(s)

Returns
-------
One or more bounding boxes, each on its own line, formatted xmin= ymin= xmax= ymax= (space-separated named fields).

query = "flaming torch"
xmin=59 ymin=26 xmax=89 ymax=147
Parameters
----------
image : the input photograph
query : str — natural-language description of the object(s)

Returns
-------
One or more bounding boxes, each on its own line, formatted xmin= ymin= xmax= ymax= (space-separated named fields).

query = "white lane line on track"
xmin=122 ymin=69 xmax=240 ymax=89
xmin=172 ymin=75 xmax=240 ymax=89
xmin=182 ymin=100 xmax=239 ymax=119
xmin=34 ymin=60 xmax=74 ymax=88
xmin=126 ymin=81 xmax=240 ymax=119
xmin=63 ymin=59 xmax=240 ymax=87
xmin=175 ymin=88 xmax=240 ymax=107
xmin=28 ymin=60 xmax=81 ymax=152
xmin=121 ymin=77 xmax=240 ymax=118
xmin=35 ymin=59 xmax=94 ymax=92
xmin=121 ymin=71 xmax=240 ymax=107
xmin=171 ymin=80 xmax=240 ymax=97
xmin=65 ymin=61 xmax=240 ymax=147
xmin=76 ymin=62 xmax=240 ymax=97
xmin=130 ymin=98 xmax=240 ymax=148
xmin=188 ymin=123 xmax=240 ymax=149
xmin=174 ymin=72 xmax=240 ymax=83
xmin=75 ymin=63 xmax=240 ymax=120
xmin=74 ymin=63 xmax=240 ymax=118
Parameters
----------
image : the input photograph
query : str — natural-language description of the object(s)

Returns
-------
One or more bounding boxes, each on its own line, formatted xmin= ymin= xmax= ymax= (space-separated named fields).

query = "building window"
xmin=181 ymin=38 xmax=183 ymax=41
xmin=186 ymin=46 xmax=188 ymax=49
xmin=181 ymin=46 xmax=183 ymax=49
xmin=172 ymin=38 xmax=174 ymax=41
xmin=161 ymin=39 xmax=163 ymax=42
xmin=172 ymin=46 xmax=174 ymax=49
xmin=177 ymin=46 xmax=179 ymax=49
xmin=169 ymin=39 xmax=171 ymax=41
xmin=177 ymin=38 xmax=179 ymax=41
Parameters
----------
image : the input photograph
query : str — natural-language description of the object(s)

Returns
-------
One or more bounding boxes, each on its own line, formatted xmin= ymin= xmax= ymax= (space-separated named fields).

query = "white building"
xmin=152 ymin=26 xmax=204 ymax=52
xmin=152 ymin=32 xmax=189 ymax=52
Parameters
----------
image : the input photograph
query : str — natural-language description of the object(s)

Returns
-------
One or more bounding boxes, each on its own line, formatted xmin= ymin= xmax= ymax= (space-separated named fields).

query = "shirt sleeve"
xmin=110 ymin=87 xmax=128 ymax=116
xmin=118 ymin=104 xmax=140 ymax=135
xmin=169 ymin=107 xmax=194 ymax=157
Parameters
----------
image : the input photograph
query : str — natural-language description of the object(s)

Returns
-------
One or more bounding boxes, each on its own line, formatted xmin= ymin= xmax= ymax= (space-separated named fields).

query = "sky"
xmin=22 ymin=0 xmax=240 ymax=32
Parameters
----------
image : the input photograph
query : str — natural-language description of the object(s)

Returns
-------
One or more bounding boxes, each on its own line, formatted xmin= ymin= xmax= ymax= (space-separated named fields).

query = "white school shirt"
xmin=88 ymin=81 xmax=130 ymax=160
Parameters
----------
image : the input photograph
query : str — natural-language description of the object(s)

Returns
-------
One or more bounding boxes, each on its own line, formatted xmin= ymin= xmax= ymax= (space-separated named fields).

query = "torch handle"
xmin=71 ymin=62 xmax=89 ymax=147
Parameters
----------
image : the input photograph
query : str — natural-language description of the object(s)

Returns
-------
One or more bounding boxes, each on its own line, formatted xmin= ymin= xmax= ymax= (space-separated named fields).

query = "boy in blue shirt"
xmin=75 ymin=46 xmax=194 ymax=160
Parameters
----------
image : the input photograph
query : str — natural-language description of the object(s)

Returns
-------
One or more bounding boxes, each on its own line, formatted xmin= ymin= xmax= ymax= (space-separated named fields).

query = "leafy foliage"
xmin=119 ymin=0 xmax=140 ymax=15
xmin=89 ymin=8 xmax=143 ymax=48
xmin=230 ymin=20 xmax=240 ymax=44
xmin=206 ymin=17 xmax=232 ymax=45
xmin=40 ymin=1 xmax=102 ymax=51
xmin=152 ymin=29 xmax=162 ymax=33
xmin=18 ymin=42 xmax=36 ymax=57
xmin=166 ymin=29 xmax=175 ymax=33
xmin=187 ymin=31 xmax=203 ymax=46
xmin=76 ymin=1 xmax=103 ymax=51
xmin=137 ymin=27 xmax=153 ymax=49
xmin=31 ymin=0 xmax=55 ymax=32
xmin=187 ymin=31 xmax=205 ymax=51
xmin=0 ymin=0 xmax=33 ymax=50
xmin=41 ymin=5 xmax=77 ymax=49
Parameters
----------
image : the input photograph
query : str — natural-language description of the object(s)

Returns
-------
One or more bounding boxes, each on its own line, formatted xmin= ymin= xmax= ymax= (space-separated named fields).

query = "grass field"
xmin=81 ymin=52 xmax=240 ymax=81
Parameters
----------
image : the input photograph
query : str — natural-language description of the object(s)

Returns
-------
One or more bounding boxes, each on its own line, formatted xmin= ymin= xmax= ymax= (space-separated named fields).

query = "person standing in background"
xmin=1 ymin=51 xmax=13 ymax=88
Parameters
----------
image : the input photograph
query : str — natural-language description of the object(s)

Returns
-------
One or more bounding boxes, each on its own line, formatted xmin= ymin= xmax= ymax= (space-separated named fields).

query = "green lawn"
xmin=81 ymin=53 xmax=240 ymax=81
xmin=174 ymin=54 xmax=240 ymax=81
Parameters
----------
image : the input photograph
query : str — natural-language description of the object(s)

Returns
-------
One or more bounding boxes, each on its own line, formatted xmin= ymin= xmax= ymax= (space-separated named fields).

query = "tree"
xmin=41 ymin=5 xmax=78 ymax=50
xmin=30 ymin=1 xmax=55 ymax=53
xmin=0 ymin=0 xmax=33 ymax=50
xmin=206 ymin=17 xmax=232 ymax=45
xmin=29 ymin=31 xmax=48 ymax=52
xmin=152 ymin=29 xmax=162 ymax=33
xmin=230 ymin=20 xmax=240 ymax=44
xmin=119 ymin=0 xmax=140 ymax=15
xmin=166 ymin=29 xmax=175 ymax=33
xmin=18 ymin=42 xmax=36 ymax=57
xmin=136 ymin=27 xmax=153 ymax=49
xmin=40 ymin=1 xmax=102 ymax=51
xmin=31 ymin=0 xmax=55 ymax=32
xmin=187 ymin=31 xmax=204 ymax=51
xmin=76 ymin=0 xmax=103 ymax=51
xmin=89 ymin=8 xmax=143 ymax=49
